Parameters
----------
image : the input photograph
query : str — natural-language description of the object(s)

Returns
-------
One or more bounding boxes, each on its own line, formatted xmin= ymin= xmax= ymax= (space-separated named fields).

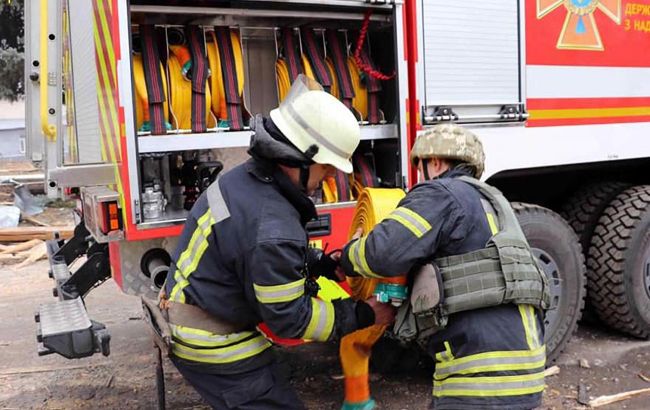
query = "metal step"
xmin=35 ymin=297 xmax=110 ymax=359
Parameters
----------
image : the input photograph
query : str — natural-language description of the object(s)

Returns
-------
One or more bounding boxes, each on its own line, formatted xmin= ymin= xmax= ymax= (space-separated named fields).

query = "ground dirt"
xmin=1 ymin=260 xmax=650 ymax=409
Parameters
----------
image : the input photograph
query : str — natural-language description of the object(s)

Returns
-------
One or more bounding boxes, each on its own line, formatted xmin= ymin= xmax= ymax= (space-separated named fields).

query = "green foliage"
xmin=0 ymin=0 xmax=24 ymax=100
xmin=0 ymin=45 xmax=24 ymax=101
xmin=0 ymin=0 xmax=24 ymax=52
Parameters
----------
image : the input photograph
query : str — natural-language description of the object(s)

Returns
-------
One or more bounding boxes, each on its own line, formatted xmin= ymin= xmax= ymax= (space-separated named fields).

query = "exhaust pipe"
xmin=141 ymin=249 xmax=171 ymax=289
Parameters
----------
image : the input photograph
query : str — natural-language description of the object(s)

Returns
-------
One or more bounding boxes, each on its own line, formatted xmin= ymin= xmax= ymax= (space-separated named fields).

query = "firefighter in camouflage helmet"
xmin=340 ymin=123 xmax=549 ymax=410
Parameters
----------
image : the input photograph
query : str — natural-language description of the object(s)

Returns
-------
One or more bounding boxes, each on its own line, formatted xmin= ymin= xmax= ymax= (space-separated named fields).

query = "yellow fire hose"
xmin=132 ymin=54 xmax=170 ymax=132
xmin=340 ymin=188 xmax=407 ymax=408
xmin=167 ymin=45 xmax=215 ymax=130
xmin=206 ymin=30 xmax=245 ymax=123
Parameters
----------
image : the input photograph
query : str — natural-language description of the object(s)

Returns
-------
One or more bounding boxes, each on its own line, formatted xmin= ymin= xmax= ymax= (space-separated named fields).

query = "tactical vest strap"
xmin=433 ymin=176 xmax=550 ymax=313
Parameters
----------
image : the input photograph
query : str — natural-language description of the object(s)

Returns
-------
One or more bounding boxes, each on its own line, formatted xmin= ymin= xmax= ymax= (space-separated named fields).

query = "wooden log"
xmin=588 ymin=387 xmax=650 ymax=408
xmin=0 ymin=239 xmax=43 ymax=254
xmin=14 ymin=242 xmax=47 ymax=268
xmin=0 ymin=226 xmax=74 ymax=242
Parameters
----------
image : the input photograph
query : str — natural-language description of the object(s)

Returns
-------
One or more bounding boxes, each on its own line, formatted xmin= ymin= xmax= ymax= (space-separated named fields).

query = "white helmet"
xmin=270 ymin=75 xmax=360 ymax=173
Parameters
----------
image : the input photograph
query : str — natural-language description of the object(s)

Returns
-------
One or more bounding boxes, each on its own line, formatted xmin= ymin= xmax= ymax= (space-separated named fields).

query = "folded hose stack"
xmin=132 ymin=25 xmax=247 ymax=135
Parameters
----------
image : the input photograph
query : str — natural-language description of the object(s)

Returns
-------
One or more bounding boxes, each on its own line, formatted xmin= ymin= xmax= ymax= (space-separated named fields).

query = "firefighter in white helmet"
xmin=161 ymin=75 xmax=394 ymax=409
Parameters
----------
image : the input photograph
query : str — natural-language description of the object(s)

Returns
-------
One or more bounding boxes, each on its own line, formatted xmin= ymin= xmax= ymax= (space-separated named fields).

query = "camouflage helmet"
xmin=410 ymin=124 xmax=485 ymax=178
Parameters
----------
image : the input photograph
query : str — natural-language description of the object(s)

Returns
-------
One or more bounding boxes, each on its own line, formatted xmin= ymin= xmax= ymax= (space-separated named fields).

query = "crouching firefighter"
xmin=143 ymin=75 xmax=395 ymax=410
xmin=340 ymin=124 xmax=550 ymax=410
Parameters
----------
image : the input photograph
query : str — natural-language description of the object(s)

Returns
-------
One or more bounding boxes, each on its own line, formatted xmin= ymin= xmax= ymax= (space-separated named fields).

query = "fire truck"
xmin=26 ymin=0 xmax=650 ymax=364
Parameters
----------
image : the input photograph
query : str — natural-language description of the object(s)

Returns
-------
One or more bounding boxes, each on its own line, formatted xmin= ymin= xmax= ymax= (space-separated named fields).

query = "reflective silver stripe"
xmin=282 ymin=103 xmax=349 ymax=159
xmin=388 ymin=207 xmax=431 ymax=238
xmin=206 ymin=178 xmax=230 ymax=223
xmin=435 ymin=349 xmax=547 ymax=378
xmin=171 ymin=325 xmax=254 ymax=345
xmin=177 ymin=213 xmax=214 ymax=274
xmin=253 ymin=279 xmax=306 ymax=304
xmin=172 ymin=335 xmax=272 ymax=364
xmin=434 ymin=373 xmax=545 ymax=394
xmin=302 ymin=298 xmax=335 ymax=341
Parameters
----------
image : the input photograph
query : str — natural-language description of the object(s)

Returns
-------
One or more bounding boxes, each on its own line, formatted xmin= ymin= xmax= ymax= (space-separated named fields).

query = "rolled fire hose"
xmin=133 ymin=54 xmax=170 ymax=133
xmin=340 ymin=188 xmax=407 ymax=409
xmin=348 ymin=57 xmax=368 ymax=121
xmin=167 ymin=45 xmax=215 ymax=131
xmin=207 ymin=29 xmax=246 ymax=128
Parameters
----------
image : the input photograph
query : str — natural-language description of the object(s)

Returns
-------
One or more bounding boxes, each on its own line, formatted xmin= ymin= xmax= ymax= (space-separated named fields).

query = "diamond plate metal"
xmin=39 ymin=297 xmax=91 ymax=337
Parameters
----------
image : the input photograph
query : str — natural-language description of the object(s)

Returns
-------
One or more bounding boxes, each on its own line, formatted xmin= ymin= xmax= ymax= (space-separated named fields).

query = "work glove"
xmin=306 ymin=247 xmax=346 ymax=282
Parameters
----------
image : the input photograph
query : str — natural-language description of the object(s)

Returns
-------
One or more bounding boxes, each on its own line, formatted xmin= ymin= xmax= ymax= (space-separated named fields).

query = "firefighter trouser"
xmin=426 ymin=304 xmax=545 ymax=410
xmin=172 ymin=357 xmax=305 ymax=410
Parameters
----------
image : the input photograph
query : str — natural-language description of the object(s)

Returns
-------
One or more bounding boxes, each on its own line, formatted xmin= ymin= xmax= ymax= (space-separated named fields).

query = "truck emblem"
xmin=536 ymin=0 xmax=622 ymax=50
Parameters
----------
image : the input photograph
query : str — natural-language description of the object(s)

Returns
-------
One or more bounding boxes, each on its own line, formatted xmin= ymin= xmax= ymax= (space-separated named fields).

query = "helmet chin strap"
xmin=421 ymin=158 xmax=431 ymax=180
xmin=299 ymin=144 xmax=319 ymax=193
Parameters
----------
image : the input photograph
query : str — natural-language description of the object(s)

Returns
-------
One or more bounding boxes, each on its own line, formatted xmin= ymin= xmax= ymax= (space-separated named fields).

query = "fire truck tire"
xmin=587 ymin=185 xmax=650 ymax=339
xmin=560 ymin=181 xmax=631 ymax=254
xmin=513 ymin=203 xmax=586 ymax=362
xmin=560 ymin=181 xmax=631 ymax=323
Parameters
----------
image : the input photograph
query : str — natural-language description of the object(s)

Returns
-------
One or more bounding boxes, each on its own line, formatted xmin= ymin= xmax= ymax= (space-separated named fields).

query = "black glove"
xmin=306 ymin=247 xmax=344 ymax=282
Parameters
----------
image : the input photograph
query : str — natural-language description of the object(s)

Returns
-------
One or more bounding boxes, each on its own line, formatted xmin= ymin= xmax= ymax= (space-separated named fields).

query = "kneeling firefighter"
xmin=340 ymin=124 xmax=550 ymax=410
xmin=149 ymin=75 xmax=395 ymax=409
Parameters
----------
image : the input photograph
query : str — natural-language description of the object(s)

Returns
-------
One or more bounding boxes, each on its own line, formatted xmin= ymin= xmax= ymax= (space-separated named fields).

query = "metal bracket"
xmin=499 ymin=104 xmax=528 ymax=121
xmin=47 ymin=222 xmax=91 ymax=266
xmin=58 ymin=242 xmax=111 ymax=300
xmin=428 ymin=106 xmax=459 ymax=123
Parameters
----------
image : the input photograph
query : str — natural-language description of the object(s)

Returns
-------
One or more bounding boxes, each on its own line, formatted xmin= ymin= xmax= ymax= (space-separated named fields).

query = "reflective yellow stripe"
xmin=316 ymin=276 xmax=351 ymax=302
xmin=171 ymin=325 xmax=255 ymax=348
xmin=302 ymin=298 xmax=335 ymax=341
xmin=434 ymin=346 xmax=546 ymax=379
xmin=519 ymin=305 xmax=541 ymax=349
xmin=435 ymin=341 xmax=455 ymax=362
xmin=172 ymin=334 xmax=272 ymax=364
xmin=486 ymin=212 xmax=499 ymax=235
xmin=385 ymin=207 xmax=432 ymax=238
xmin=253 ymin=279 xmax=306 ymax=304
xmin=436 ymin=345 xmax=546 ymax=371
xmin=170 ymin=209 xmax=215 ymax=303
xmin=433 ymin=371 xmax=545 ymax=397
xmin=348 ymin=237 xmax=383 ymax=279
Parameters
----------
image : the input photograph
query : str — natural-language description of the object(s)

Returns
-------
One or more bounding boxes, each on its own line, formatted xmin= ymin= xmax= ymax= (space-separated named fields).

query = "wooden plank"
xmin=0 ymin=226 xmax=74 ymax=242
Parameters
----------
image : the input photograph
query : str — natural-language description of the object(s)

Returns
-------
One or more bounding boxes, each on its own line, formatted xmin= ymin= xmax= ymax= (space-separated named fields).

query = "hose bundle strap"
xmin=301 ymin=28 xmax=332 ymax=92
xmin=215 ymin=27 xmax=245 ymax=130
xmin=335 ymin=170 xmax=353 ymax=202
xmin=357 ymin=47 xmax=382 ymax=124
xmin=186 ymin=25 xmax=209 ymax=133
xmin=326 ymin=30 xmax=355 ymax=110
xmin=353 ymin=154 xmax=379 ymax=188
xmin=281 ymin=28 xmax=303 ymax=82
xmin=140 ymin=25 xmax=167 ymax=135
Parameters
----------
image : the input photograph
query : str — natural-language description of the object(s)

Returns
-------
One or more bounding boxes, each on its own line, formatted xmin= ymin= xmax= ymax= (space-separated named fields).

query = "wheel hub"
xmin=532 ymin=248 xmax=563 ymax=330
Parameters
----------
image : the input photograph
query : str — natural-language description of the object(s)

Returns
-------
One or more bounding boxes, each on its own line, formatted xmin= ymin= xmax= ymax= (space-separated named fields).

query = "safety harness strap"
xmin=140 ymin=25 xmax=167 ymax=135
xmin=326 ymin=30 xmax=355 ymax=109
xmin=301 ymin=28 xmax=332 ymax=92
xmin=281 ymin=28 xmax=303 ymax=82
xmin=186 ymin=25 xmax=209 ymax=133
xmin=215 ymin=27 xmax=245 ymax=130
